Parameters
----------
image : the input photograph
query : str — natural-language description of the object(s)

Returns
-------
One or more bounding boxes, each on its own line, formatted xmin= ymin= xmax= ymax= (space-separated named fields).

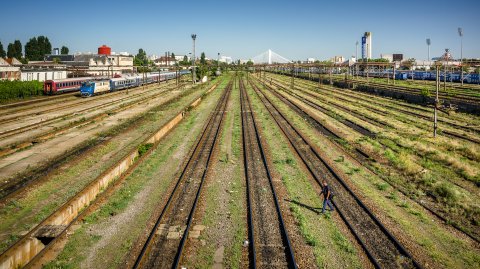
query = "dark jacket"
xmin=322 ymin=185 xmax=331 ymax=199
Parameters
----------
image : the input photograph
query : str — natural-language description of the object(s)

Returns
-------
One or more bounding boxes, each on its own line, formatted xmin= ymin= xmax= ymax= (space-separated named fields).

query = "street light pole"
xmin=426 ymin=38 xmax=431 ymax=62
xmin=191 ymin=34 xmax=197 ymax=84
xmin=444 ymin=48 xmax=449 ymax=92
xmin=434 ymin=66 xmax=439 ymax=138
xmin=458 ymin=27 xmax=463 ymax=85
xmin=355 ymin=41 xmax=358 ymax=78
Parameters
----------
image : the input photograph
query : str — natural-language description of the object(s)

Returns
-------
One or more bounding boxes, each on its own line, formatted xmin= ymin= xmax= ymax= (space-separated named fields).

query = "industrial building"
xmin=154 ymin=56 xmax=176 ymax=66
xmin=330 ymin=56 xmax=345 ymax=64
xmin=0 ymin=58 xmax=21 ymax=80
xmin=20 ymin=62 xmax=67 ymax=81
xmin=362 ymin=32 xmax=372 ymax=59
xmin=380 ymin=54 xmax=404 ymax=62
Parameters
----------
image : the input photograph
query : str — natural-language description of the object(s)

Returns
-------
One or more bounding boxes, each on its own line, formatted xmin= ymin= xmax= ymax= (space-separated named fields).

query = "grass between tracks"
xmin=246 ymin=80 xmax=362 ymax=268
xmin=257 ymin=77 xmax=480 ymax=267
xmin=271 ymin=74 xmax=480 ymax=235
xmin=43 ymin=76 xmax=229 ymax=268
xmin=184 ymin=79 xmax=246 ymax=268
xmin=0 ymin=81 xmax=213 ymax=253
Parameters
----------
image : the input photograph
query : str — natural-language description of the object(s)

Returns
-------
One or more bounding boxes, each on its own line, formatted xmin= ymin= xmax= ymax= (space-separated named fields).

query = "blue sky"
xmin=0 ymin=0 xmax=478 ymax=61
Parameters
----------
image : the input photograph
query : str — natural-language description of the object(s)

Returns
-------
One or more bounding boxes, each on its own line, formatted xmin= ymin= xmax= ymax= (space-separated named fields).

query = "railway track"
xmin=0 ymin=80 xmax=222 ymax=269
xmin=132 ymin=80 xmax=232 ymax=269
xmin=0 ymin=91 xmax=78 ymax=112
xmin=0 ymin=83 xmax=191 ymax=201
xmin=0 ymin=82 xmax=185 ymax=158
xmin=312 ymin=73 xmax=480 ymax=101
xmin=268 ymin=79 xmax=381 ymax=135
xmin=349 ymin=75 xmax=480 ymax=92
xmin=259 ymin=79 xmax=371 ymax=163
xmin=276 ymin=71 xmax=480 ymax=114
xmin=249 ymin=77 xmax=422 ymax=269
xmin=0 ymin=81 xmax=171 ymax=128
xmin=269 ymin=74 xmax=480 ymax=187
xmin=270 ymin=74 xmax=480 ymax=142
xmin=256 ymin=76 xmax=480 ymax=244
xmin=240 ymin=77 xmax=297 ymax=268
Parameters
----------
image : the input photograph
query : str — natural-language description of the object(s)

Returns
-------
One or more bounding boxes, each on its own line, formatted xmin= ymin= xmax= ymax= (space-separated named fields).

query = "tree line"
xmin=0 ymin=36 xmax=69 ymax=63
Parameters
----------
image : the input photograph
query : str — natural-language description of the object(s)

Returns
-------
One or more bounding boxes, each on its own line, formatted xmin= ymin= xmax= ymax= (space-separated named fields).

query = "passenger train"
xmin=274 ymin=67 xmax=480 ymax=84
xmin=43 ymin=70 xmax=190 ymax=96
xmin=354 ymin=70 xmax=480 ymax=84
xmin=44 ymin=77 xmax=94 ymax=95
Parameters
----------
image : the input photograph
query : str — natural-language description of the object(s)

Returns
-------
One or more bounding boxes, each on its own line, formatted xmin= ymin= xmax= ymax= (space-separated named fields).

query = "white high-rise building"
xmin=362 ymin=32 xmax=372 ymax=59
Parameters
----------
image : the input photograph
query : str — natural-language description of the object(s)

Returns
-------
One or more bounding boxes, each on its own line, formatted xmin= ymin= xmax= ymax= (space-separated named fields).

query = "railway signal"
xmin=191 ymin=34 xmax=197 ymax=85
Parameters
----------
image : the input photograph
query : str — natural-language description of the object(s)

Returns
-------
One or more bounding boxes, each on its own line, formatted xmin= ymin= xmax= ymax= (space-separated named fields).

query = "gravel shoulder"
xmin=41 ymin=78 xmax=229 ymax=268
xmin=0 ymin=82 xmax=213 ymax=253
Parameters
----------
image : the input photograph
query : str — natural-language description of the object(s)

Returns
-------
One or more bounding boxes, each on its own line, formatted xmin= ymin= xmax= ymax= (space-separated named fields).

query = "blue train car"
xmin=466 ymin=74 xmax=479 ymax=84
xmin=395 ymin=73 xmax=408 ymax=80
xmin=110 ymin=77 xmax=138 ymax=90
xmin=450 ymin=73 xmax=461 ymax=82
xmin=80 ymin=79 xmax=111 ymax=97
xmin=414 ymin=71 xmax=429 ymax=80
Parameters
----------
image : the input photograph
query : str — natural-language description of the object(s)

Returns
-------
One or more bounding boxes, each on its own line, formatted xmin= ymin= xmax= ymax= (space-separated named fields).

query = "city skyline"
xmin=0 ymin=0 xmax=478 ymax=61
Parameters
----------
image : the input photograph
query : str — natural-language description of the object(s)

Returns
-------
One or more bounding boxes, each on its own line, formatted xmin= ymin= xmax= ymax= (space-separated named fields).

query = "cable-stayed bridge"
xmin=251 ymin=49 xmax=292 ymax=64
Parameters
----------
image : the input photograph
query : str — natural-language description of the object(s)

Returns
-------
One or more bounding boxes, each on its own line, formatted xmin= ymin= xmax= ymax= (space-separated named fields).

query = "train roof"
xmin=110 ymin=76 xmax=138 ymax=82
xmin=44 ymin=77 xmax=96 ymax=83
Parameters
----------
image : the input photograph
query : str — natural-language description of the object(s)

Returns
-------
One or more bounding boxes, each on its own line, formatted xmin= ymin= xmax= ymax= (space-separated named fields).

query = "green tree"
xmin=170 ymin=52 xmax=175 ymax=61
xmin=182 ymin=55 xmax=188 ymax=65
xmin=25 ymin=36 xmax=52 ymax=61
xmin=37 ymin=36 xmax=51 ymax=58
xmin=25 ymin=37 xmax=39 ymax=60
xmin=134 ymin=48 xmax=148 ymax=66
xmin=200 ymin=52 xmax=206 ymax=65
xmin=7 ymin=40 xmax=23 ymax=59
xmin=0 ymin=41 xmax=5 ymax=58
xmin=13 ymin=40 xmax=22 ymax=59
xmin=7 ymin=43 xmax=16 ymax=58
xmin=61 ymin=46 xmax=69 ymax=54
xmin=246 ymin=60 xmax=253 ymax=66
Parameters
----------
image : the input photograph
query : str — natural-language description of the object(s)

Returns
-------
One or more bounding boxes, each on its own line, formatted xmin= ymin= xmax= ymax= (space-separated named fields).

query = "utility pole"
xmin=434 ymin=66 xmax=440 ymax=137
xmin=458 ymin=27 xmax=463 ymax=85
xmin=444 ymin=48 xmax=449 ymax=92
xmin=355 ymin=41 xmax=358 ymax=78
xmin=191 ymin=34 xmax=196 ymax=84
xmin=426 ymin=38 xmax=431 ymax=62
xmin=291 ymin=63 xmax=294 ymax=89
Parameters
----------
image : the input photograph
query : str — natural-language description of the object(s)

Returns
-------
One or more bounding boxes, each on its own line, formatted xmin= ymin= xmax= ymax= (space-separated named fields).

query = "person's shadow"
xmin=285 ymin=199 xmax=322 ymax=214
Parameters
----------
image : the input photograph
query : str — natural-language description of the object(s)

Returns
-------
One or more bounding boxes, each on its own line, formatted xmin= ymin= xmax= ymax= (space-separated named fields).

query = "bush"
xmin=137 ymin=143 xmax=154 ymax=156
xmin=0 ymin=80 xmax=43 ymax=101
xmin=434 ymin=183 xmax=458 ymax=204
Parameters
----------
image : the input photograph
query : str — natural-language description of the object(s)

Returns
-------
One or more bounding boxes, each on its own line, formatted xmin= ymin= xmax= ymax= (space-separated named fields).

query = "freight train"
xmin=44 ymin=70 xmax=190 ymax=96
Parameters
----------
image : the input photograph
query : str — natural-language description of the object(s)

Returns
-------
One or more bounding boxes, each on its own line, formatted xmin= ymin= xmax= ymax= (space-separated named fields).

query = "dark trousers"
xmin=322 ymin=199 xmax=334 ymax=213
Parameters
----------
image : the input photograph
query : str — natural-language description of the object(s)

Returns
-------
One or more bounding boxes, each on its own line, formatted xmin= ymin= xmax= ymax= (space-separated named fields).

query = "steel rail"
xmin=249 ymin=77 xmax=423 ymax=269
xmin=0 ymin=81 xmax=222 ymax=269
xmin=133 ymin=80 xmax=232 ymax=269
xmin=264 ymin=75 xmax=480 ymax=243
xmin=240 ymin=77 xmax=297 ymax=268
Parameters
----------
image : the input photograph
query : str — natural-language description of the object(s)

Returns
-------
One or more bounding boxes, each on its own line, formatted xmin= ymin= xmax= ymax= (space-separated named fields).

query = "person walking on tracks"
xmin=321 ymin=180 xmax=335 ymax=214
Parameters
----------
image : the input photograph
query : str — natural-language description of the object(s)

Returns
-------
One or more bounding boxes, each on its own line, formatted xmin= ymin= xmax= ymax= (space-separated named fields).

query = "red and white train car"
xmin=43 ymin=77 xmax=94 ymax=95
